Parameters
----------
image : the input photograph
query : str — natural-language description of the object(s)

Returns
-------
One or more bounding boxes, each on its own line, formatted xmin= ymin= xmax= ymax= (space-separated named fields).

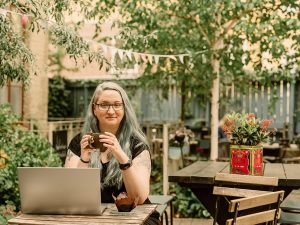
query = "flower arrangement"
xmin=221 ymin=112 xmax=276 ymax=146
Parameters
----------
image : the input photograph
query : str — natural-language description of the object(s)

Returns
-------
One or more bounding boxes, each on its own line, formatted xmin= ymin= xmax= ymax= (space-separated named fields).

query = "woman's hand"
xmin=99 ymin=132 xmax=129 ymax=164
xmin=80 ymin=134 xmax=97 ymax=162
xmin=99 ymin=132 xmax=122 ymax=153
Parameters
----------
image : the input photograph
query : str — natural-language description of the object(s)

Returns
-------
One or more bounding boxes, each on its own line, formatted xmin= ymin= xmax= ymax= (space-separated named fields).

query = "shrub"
xmin=0 ymin=104 xmax=62 ymax=213
xmin=169 ymin=183 xmax=210 ymax=218
xmin=150 ymin=156 xmax=210 ymax=218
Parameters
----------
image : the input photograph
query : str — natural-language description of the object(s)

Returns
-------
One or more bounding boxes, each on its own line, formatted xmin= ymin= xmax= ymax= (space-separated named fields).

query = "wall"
xmin=23 ymin=30 xmax=49 ymax=137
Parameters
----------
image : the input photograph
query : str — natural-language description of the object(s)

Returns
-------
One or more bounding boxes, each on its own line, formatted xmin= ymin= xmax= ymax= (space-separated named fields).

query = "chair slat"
xmin=213 ymin=186 xmax=269 ymax=198
xmin=226 ymin=209 xmax=277 ymax=225
xmin=228 ymin=190 xmax=284 ymax=212
xmin=215 ymin=173 xmax=278 ymax=186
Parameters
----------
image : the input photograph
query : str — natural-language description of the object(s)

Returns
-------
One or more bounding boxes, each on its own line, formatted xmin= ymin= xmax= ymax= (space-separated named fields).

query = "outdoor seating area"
xmin=169 ymin=160 xmax=300 ymax=224
xmin=1 ymin=1 xmax=300 ymax=225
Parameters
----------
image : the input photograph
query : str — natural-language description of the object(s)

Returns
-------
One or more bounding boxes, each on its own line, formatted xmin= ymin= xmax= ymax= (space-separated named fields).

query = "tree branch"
xmin=165 ymin=10 xmax=211 ymax=46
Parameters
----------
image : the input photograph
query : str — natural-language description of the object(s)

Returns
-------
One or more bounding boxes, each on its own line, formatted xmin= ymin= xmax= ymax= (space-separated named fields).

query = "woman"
xmin=65 ymin=82 xmax=160 ymax=224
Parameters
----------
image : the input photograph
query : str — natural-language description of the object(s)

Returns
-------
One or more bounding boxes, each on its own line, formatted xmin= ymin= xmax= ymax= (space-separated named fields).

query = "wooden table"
xmin=8 ymin=204 xmax=157 ymax=225
xmin=169 ymin=160 xmax=300 ymax=224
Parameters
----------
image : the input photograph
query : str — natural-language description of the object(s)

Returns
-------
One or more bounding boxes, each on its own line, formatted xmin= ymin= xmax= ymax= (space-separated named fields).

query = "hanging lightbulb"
xmin=21 ymin=15 xmax=28 ymax=29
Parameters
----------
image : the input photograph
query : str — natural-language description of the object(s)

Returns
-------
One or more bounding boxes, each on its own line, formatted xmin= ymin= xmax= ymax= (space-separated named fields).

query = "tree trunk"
xmin=210 ymin=56 xmax=220 ymax=160
xmin=180 ymin=79 xmax=186 ymax=121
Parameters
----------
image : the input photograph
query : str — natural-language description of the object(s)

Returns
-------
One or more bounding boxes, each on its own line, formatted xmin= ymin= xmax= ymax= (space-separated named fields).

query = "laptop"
xmin=18 ymin=167 xmax=104 ymax=215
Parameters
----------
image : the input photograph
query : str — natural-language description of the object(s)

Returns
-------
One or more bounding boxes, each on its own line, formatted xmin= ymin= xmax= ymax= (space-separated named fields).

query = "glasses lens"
xmin=96 ymin=103 xmax=123 ymax=111
xmin=113 ymin=103 xmax=123 ymax=110
xmin=98 ymin=104 xmax=109 ymax=111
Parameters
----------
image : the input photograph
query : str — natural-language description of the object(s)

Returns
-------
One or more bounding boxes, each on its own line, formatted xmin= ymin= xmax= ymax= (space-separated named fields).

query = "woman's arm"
xmin=100 ymin=132 xmax=151 ymax=204
xmin=64 ymin=149 xmax=90 ymax=168
xmin=121 ymin=150 xmax=151 ymax=204
xmin=64 ymin=134 xmax=95 ymax=168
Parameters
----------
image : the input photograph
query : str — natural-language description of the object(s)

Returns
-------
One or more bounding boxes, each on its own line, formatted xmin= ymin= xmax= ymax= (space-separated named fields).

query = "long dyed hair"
xmin=81 ymin=82 xmax=149 ymax=189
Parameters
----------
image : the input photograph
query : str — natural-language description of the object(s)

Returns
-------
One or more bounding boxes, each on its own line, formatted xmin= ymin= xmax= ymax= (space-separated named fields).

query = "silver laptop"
xmin=18 ymin=167 xmax=103 ymax=215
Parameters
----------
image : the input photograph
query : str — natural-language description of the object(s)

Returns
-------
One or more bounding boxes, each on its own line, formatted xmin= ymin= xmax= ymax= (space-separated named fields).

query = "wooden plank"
xmin=163 ymin=124 xmax=169 ymax=195
xmin=219 ymin=163 xmax=230 ymax=173
xmin=191 ymin=161 xmax=228 ymax=184
xmin=168 ymin=161 xmax=210 ymax=183
xmin=226 ymin=209 xmax=277 ymax=225
xmin=281 ymin=189 xmax=300 ymax=212
xmin=263 ymin=163 xmax=286 ymax=187
xmin=8 ymin=217 xmax=143 ymax=225
xmin=283 ymin=164 xmax=300 ymax=187
xmin=8 ymin=204 xmax=156 ymax=225
xmin=213 ymin=187 xmax=269 ymax=198
xmin=229 ymin=191 xmax=284 ymax=212
xmin=215 ymin=173 xmax=278 ymax=186
xmin=148 ymin=195 xmax=173 ymax=205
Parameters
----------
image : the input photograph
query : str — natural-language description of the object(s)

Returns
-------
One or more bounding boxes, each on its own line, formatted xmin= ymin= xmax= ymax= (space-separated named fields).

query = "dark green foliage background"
xmin=48 ymin=76 xmax=72 ymax=118
xmin=0 ymin=104 xmax=62 ymax=222
xmin=150 ymin=157 xmax=210 ymax=218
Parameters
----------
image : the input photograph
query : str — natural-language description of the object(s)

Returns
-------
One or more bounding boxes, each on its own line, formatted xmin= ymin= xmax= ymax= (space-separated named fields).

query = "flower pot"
xmin=230 ymin=145 xmax=263 ymax=176
xmin=169 ymin=146 xmax=181 ymax=160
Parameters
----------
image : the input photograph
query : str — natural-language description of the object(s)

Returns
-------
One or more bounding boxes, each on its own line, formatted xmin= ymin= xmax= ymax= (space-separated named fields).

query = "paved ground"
xmin=173 ymin=218 xmax=213 ymax=225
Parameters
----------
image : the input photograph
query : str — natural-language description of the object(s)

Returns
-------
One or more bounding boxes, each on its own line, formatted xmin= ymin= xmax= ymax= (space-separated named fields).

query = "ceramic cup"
xmin=88 ymin=133 xmax=106 ymax=152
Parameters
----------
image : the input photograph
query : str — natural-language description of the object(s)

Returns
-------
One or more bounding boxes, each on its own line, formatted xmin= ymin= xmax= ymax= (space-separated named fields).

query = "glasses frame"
xmin=94 ymin=103 xmax=124 ymax=111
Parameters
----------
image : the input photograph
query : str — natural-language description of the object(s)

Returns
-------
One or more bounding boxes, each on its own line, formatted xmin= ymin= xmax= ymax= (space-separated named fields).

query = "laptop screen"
xmin=18 ymin=167 xmax=102 ymax=215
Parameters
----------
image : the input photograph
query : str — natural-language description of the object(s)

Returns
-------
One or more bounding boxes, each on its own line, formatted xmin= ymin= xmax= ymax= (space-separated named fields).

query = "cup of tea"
xmin=88 ymin=133 xmax=106 ymax=152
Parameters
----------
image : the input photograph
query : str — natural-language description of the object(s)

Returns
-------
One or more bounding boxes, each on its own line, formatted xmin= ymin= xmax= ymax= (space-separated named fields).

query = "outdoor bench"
xmin=149 ymin=195 xmax=174 ymax=225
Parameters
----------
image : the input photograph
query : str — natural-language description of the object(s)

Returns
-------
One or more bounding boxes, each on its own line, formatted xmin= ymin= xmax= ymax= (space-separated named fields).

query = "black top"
xmin=68 ymin=133 xmax=149 ymax=203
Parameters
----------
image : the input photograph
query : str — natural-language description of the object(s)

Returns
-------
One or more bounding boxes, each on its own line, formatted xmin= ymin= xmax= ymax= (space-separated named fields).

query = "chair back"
xmin=226 ymin=190 xmax=284 ymax=225
xmin=213 ymin=173 xmax=284 ymax=225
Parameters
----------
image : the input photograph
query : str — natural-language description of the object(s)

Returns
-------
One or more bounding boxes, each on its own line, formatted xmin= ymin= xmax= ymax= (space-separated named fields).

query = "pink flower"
xmin=221 ymin=118 xmax=234 ymax=135
xmin=247 ymin=113 xmax=255 ymax=120
xmin=261 ymin=119 xmax=273 ymax=131
xmin=221 ymin=112 xmax=275 ymax=145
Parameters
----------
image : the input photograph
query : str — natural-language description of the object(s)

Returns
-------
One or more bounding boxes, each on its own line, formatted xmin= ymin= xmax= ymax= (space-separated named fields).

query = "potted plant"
xmin=169 ymin=127 xmax=194 ymax=167
xmin=221 ymin=112 xmax=276 ymax=175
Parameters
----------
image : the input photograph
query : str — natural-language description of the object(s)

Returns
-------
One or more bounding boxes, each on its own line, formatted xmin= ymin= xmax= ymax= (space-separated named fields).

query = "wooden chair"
xmin=213 ymin=173 xmax=284 ymax=225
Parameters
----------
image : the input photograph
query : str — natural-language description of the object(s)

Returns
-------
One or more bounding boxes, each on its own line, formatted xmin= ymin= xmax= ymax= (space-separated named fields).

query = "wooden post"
xmin=48 ymin=122 xmax=54 ymax=145
xmin=210 ymin=56 xmax=220 ymax=160
xmin=163 ymin=123 xmax=169 ymax=195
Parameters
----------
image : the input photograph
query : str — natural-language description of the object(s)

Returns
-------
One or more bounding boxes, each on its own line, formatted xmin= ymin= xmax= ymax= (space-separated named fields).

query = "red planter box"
xmin=230 ymin=145 xmax=263 ymax=176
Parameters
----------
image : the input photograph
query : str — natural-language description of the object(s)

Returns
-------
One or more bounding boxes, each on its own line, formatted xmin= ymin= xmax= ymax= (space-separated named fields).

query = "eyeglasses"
xmin=94 ymin=103 xmax=124 ymax=111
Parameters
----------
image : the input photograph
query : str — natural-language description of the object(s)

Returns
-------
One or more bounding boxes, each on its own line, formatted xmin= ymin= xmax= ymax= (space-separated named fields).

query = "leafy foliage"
xmin=2 ymin=1 xmax=299 ymax=120
xmin=150 ymin=156 xmax=209 ymax=218
xmin=169 ymin=183 xmax=210 ymax=218
xmin=0 ymin=15 xmax=34 ymax=86
xmin=221 ymin=112 xmax=276 ymax=145
xmin=48 ymin=76 xmax=71 ymax=118
xmin=93 ymin=0 xmax=300 ymax=119
xmin=0 ymin=0 xmax=111 ymax=87
xmin=0 ymin=104 xmax=62 ymax=212
xmin=0 ymin=203 xmax=17 ymax=224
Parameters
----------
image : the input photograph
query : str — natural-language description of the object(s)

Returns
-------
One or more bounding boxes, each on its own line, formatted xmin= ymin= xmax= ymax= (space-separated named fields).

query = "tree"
xmin=1 ymin=1 xmax=299 ymax=160
xmin=96 ymin=0 xmax=300 ymax=159
xmin=0 ymin=1 xmax=110 ymax=86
